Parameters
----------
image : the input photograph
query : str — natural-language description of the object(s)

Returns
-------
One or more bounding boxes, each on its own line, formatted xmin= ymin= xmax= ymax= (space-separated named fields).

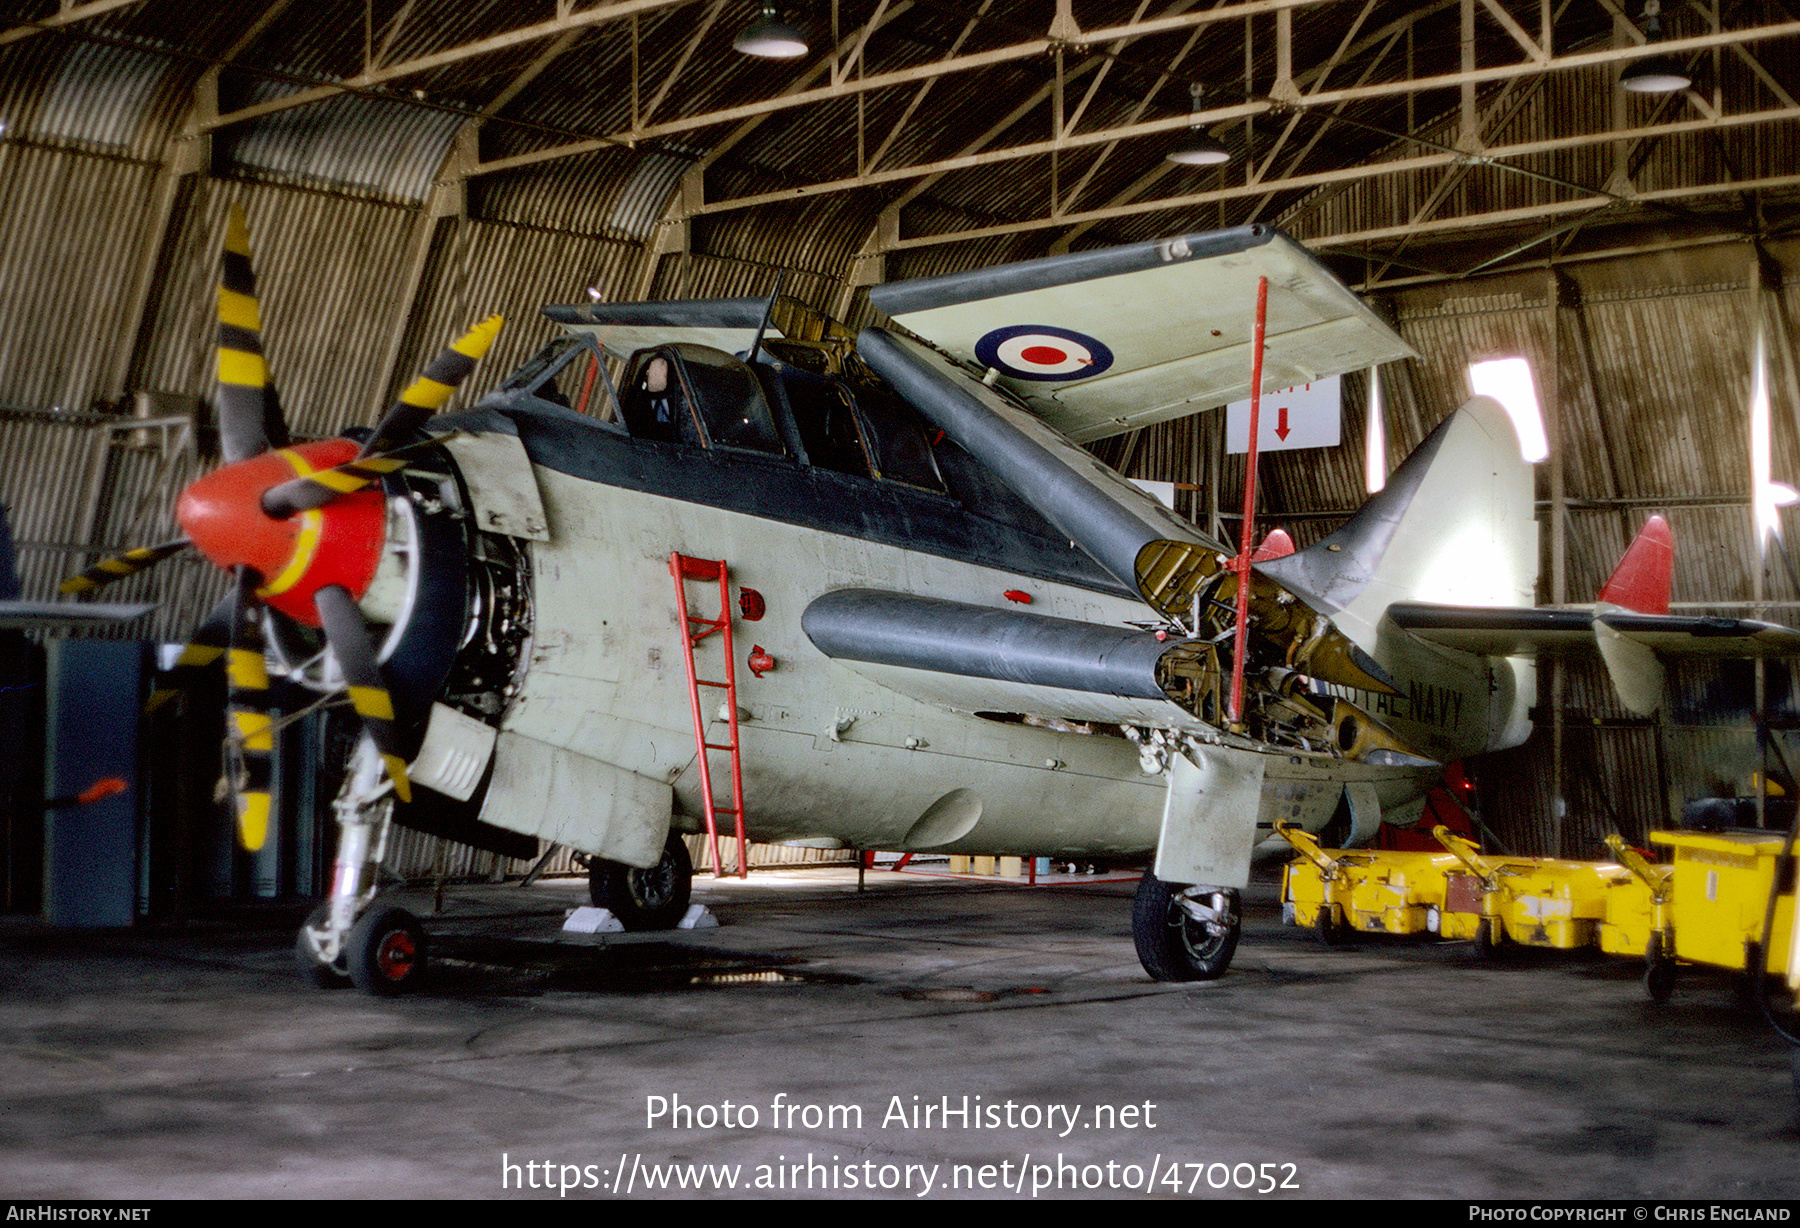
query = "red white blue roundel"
xmin=974 ymin=324 xmax=1114 ymax=382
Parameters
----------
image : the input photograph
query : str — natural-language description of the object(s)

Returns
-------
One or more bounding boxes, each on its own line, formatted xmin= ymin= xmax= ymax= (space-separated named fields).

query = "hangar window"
xmin=1468 ymin=358 xmax=1547 ymax=463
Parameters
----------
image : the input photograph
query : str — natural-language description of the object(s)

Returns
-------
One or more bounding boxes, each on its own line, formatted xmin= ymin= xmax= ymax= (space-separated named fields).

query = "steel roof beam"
xmin=1309 ymin=170 xmax=1800 ymax=248
xmin=197 ymin=0 xmax=695 ymax=131
xmin=0 ymin=0 xmax=146 ymax=48
xmin=873 ymin=106 xmax=1800 ymax=252
xmin=650 ymin=15 xmax=1800 ymax=218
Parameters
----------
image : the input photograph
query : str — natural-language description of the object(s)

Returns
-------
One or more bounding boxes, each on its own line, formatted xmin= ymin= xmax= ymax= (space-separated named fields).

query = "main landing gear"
xmin=1132 ymin=872 xmax=1241 ymax=982
xmin=293 ymin=740 xmax=430 ymax=996
xmin=588 ymin=833 xmax=694 ymax=931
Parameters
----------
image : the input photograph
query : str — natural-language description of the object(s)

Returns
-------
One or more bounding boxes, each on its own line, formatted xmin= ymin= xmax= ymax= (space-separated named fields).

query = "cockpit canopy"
xmin=499 ymin=334 xmax=945 ymax=493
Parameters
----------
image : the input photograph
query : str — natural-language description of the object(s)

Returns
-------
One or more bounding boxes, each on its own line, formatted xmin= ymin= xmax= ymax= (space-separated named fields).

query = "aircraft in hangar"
xmin=66 ymin=214 xmax=1790 ymax=996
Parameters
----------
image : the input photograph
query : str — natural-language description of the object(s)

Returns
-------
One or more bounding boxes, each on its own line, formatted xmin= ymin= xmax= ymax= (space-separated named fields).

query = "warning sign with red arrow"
xmin=1225 ymin=374 xmax=1342 ymax=454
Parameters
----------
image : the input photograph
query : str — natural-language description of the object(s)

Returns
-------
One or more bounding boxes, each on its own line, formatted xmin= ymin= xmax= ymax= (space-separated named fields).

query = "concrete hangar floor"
xmin=1 ymin=864 xmax=1795 ymax=1201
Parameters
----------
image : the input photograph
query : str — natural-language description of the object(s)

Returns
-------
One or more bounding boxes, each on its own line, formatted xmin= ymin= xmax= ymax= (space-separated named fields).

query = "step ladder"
xmin=670 ymin=553 xmax=748 ymax=879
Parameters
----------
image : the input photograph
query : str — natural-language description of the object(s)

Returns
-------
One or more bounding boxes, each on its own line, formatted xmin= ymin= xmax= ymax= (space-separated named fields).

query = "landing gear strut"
xmin=1132 ymin=873 xmax=1241 ymax=981
xmin=293 ymin=738 xmax=428 ymax=995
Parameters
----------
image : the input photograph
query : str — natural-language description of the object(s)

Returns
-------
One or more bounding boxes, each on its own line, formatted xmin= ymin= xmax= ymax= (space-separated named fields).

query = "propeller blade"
xmin=145 ymin=593 xmax=234 ymax=713
xmin=225 ymin=570 xmax=275 ymax=851
xmin=259 ymin=433 xmax=452 ymax=519
xmin=361 ymin=315 xmax=503 ymax=458
xmin=59 ymin=538 xmax=190 ymax=595
xmin=216 ymin=205 xmax=288 ymax=463
xmin=314 ymin=583 xmax=411 ymax=803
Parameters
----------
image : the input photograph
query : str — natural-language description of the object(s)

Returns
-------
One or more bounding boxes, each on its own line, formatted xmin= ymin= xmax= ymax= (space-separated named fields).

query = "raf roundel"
xmin=975 ymin=324 xmax=1115 ymax=382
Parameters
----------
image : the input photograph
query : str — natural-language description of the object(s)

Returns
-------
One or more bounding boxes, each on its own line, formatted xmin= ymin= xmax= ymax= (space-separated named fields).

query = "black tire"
xmin=294 ymin=904 xmax=350 ymax=990
xmin=1739 ymin=941 xmax=1773 ymax=1006
xmin=1475 ymin=916 xmax=1507 ymax=961
xmin=1790 ymin=1047 xmax=1800 ymax=1132
xmin=1133 ymin=873 xmax=1240 ymax=982
xmin=345 ymin=904 xmax=428 ymax=996
xmin=589 ymin=833 xmax=693 ymax=931
xmin=1315 ymin=901 xmax=1348 ymax=947
xmin=1644 ymin=933 xmax=1676 ymax=1004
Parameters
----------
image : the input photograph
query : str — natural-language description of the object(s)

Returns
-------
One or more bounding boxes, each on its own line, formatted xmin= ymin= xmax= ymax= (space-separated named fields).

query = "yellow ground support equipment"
xmin=1277 ymin=823 xmax=1645 ymax=957
xmin=1596 ymin=834 xmax=1677 ymax=999
xmin=1277 ymin=822 xmax=1799 ymax=1005
xmin=1277 ymin=823 xmax=1465 ymax=944
xmin=1645 ymin=830 xmax=1794 ymax=995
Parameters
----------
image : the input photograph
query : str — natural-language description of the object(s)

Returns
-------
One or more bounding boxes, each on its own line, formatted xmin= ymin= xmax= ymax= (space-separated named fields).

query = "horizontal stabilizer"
xmin=870 ymin=225 xmax=1415 ymax=443
xmin=1392 ymin=601 xmax=1800 ymax=715
xmin=1386 ymin=603 xmax=1595 ymax=657
xmin=1596 ymin=612 xmax=1800 ymax=658
xmin=1390 ymin=603 xmax=1800 ymax=658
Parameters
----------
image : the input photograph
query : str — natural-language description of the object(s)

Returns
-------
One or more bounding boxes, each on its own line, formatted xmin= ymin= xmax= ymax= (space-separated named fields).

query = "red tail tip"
xmin=1597 ymin=514 xmax=1673 ymax=615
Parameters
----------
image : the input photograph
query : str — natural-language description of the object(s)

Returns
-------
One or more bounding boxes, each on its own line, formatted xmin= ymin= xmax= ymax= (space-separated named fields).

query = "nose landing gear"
xmin=1132 ymin=872 xmax=1241 ymax=982
xmin=293 ymin=739 xmax=430 ymax=996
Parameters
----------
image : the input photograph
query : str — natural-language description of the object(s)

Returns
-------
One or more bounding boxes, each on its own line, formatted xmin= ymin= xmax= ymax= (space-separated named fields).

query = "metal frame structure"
xmin=4 ymin=0 xmax=1798 ymax=284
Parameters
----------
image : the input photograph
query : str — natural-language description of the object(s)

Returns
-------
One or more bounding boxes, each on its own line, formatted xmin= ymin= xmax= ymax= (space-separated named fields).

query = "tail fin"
xmin=1596 ymin=514 xmax=1673 ymax=615
xmin=1595 ymin=515 xmax=1674 ymax=714
xmin=1257 ymin=395 xmax=1537 ymax=632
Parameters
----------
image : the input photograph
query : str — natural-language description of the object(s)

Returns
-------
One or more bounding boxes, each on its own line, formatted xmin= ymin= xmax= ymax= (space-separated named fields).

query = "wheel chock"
xmin=564 ymin=906 xmax=626 ymax=933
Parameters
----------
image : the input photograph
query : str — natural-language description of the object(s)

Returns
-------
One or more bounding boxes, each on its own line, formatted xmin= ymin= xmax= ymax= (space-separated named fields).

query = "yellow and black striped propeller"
xmin=260 ymin=314 xmax=502 ymax=519
xmin=214 ymin=206 xmax=284 ymax=851
xmin=65 ymin=204 xmax=499 ymax=850
xmin=216 ymin=204 xmax=288 ymax=463
xmin=315 ymin=584 xmax=412 ymax=804
xmin=144 ymin=595 xmax=234 ymax=713
xmin=225 ymin=570 xmax=277 ymax=852
xmin=59 ymin=539 xmax=191 ymax=596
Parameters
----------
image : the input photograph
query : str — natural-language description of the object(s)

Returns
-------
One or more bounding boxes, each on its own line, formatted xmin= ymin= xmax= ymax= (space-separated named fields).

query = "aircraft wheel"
xmin=589 ymin=833 xmax=693 ymax=931
xmin=1644 ymin=934 xmax=1676 ymax=1004
xmin=294 ymin=905 xmax=350 ymax=990
xmin=1133 ymin=874 xmax=1240 ymax=982
xmin=345 ymin=904 xmax=428 ymax=996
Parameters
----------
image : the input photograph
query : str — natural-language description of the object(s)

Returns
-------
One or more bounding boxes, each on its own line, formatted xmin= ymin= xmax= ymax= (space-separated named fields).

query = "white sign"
xmin=1226 ymin=375 xmax=1341 ymax=454
xmin=1129 ymin=479 xmax=1177 ymax=510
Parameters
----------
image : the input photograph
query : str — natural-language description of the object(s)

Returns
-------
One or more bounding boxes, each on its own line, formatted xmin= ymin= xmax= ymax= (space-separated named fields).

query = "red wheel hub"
xmin=375 ymin=930 xmax=417 ymax=980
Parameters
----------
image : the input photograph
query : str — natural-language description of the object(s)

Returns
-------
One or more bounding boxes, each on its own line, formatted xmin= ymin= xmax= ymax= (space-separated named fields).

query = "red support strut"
xmin=1228 ymin=275 xmax=1270 ymax=726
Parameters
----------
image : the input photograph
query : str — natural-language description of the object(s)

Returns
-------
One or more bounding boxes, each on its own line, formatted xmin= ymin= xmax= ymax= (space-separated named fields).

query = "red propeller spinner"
xmin=176 ymin=438 xmax=387 ymax=626
xmin=59 ymin=204 xmax=502 ymax=848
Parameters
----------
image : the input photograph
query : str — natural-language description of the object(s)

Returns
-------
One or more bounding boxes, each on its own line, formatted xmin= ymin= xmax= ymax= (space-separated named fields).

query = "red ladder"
xmin=669 ymin=553 xmax=748 ymax=879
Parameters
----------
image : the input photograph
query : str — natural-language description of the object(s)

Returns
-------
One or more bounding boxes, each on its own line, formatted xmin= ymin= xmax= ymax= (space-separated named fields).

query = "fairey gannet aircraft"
xmin=72 ymin=219 xmax=1639 ymax=994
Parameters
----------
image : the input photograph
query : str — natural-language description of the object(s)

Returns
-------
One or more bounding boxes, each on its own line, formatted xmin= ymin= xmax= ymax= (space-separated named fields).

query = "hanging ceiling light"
xmin=1166 ymin=83 xmax=1230 ymax=166
xmin=734 ymin=2 xmax=809 ymax=58
xmin=1621 ymin=54 xmax=1690 ymax=93
xmin=1621 ymin=1 xmax=1690 ymax=93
